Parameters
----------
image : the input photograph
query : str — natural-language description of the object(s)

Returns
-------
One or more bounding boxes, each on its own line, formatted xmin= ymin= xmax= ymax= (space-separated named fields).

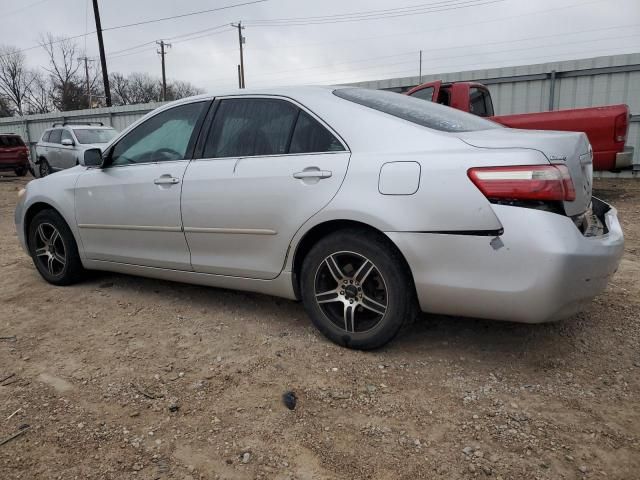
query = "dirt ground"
xmin=0 ymin=174 xmax=638 ymax=480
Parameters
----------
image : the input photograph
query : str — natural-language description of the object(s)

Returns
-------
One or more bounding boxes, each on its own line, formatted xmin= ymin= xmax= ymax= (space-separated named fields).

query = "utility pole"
xmin=231 ymin=22 xmax=245 ymax=88
xmin=79 ymin=56 xmax=92 ymax=108
xmin=91 ymin=0 xmax=111 ymax=106
xmin=156 ymin=40 xmax=171 ymax=101
xmin=419 ymin=50 xmax=423 ymax=83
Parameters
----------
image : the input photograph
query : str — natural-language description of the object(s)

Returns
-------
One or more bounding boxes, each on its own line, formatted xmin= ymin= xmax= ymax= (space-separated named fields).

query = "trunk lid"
xmin=457 ymin=128 xmax=592 ymax=216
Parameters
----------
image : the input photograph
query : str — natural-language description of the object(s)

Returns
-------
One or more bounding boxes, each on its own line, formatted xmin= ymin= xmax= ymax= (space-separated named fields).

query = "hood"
xmin=457 ymin=128 xmax=593 ymax=216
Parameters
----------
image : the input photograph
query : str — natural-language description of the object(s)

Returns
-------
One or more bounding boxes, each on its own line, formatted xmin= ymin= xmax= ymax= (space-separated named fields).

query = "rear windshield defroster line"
xmin=333 ymin=87 xmax=502 ymax=133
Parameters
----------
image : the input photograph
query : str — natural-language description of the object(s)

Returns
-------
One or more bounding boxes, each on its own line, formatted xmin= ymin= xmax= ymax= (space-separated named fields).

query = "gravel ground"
xmin=0 ymin=174 xmax=638 ymax=480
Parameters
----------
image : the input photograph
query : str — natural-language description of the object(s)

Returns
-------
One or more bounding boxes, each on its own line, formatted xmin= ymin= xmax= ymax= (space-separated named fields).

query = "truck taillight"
xmin=614 ymin=112 xmax=629 ymax=143
xmin=467 ymin=165 xmax=576 ymax=202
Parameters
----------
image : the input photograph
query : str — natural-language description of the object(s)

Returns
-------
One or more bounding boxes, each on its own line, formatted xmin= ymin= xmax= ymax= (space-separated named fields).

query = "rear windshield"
xmin=73 ymin=128 xmax=117 ymax=144
xmin=333 ymin=87 xmax=502 ymax=132
xmin=0 ymin=135 xmax=25 ymax=147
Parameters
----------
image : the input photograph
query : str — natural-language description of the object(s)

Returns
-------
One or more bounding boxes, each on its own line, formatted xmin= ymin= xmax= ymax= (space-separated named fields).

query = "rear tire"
xmin=39 ymin=159 xmax=51 ymax=177
xmin=27 ymin=209 xmax=84 ymax=286
xmin=14 ymin=166 xmax=28 ymax=177
xmin=300 ymin=228 xmax=417 ymax=350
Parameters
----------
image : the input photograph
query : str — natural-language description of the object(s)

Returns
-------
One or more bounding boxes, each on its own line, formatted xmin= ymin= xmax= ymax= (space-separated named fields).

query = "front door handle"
xmin=154 ymin=175 xmax=180 ymax=185
xmin=293 ymin=169 xmax=332 ymax=179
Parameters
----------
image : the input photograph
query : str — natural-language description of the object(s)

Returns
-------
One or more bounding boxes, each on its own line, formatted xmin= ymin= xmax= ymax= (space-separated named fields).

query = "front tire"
xmin=39 ymin=159 xmax=51 ymax=177
xmin=14 ymin=166 xmax=28 ymax=177
xmin=27 ymin=210 xmax=84 ymax=285
xmin=300 ymin=229 xmax=417 ymax=350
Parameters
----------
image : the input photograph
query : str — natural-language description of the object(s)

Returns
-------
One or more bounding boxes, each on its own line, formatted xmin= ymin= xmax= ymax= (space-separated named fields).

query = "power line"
xmin=246 ymin=0 xmax=505 ymax=27
xmin=103 ymin=0 xmax=267 ymax=32
xmin=4 ymin=0 xmax=52 ymax=17
xmin=249 ymin=23 xmax=640 ymax=81
xmin=0 ymin=0 xmax=265 ymax=58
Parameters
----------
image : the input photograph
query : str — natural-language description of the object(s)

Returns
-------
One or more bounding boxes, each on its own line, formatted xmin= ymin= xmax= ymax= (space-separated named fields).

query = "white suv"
xmin=35 ymin=122 xmax=118 ymax=177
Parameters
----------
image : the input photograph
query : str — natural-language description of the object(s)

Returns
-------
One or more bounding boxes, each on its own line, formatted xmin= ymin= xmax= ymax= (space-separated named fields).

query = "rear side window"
xmin=469 ymin=87 xmax=494 ymax=117
xmin=49 ymin=129 xmax=62 ymax=144
xmin=333 ymin=87 xmax=501 ymax=132
xmin=41 ymin=130 xmax=51 ymax=143
xmin=289 ymin=111 xmax=344 ymax=154
xmin=0 ymin=135 xmax=24 ymax=147
xmin=204 ymin=98 xmax=298 ymax=158
xmin=204 ymin=98 xmax=344 ymax=158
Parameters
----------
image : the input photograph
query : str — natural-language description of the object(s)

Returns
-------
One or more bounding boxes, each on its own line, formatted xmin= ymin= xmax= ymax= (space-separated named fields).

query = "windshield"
xmin=73 ymin=128 xmax=117 ymax=144
xmin=333 ymin=87 xmax=502 ymax=133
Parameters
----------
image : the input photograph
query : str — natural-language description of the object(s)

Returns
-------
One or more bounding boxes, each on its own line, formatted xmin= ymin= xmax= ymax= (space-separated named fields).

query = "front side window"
xmin=333 ymin=87 xmax=501 ymax=132
xmin=61 ymin=130 xmax=74 ymax=144
xmin=49 ymin=129 xmax=62 ymax=144
xmin=409 ymin=86 xmax=434 ymax=101
xmin=204 ymin=98 xmax=298 ymax=158
xmin=41 ymin=131 xmax=51 ymax=143
xmin=73 ymin=128 xmax=118 ymax=144
xmin=110 ymin=101 xmax=206 ymax=166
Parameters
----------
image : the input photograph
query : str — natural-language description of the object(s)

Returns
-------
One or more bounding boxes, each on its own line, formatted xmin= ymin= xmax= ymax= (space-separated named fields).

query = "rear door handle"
xmin=293 ymin=170 xmax=332 ymax=179
xmin=154 ymin=175 xmax=180 ymax=185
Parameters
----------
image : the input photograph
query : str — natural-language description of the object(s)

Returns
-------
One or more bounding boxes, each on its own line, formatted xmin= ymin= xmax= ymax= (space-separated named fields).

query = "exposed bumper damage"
xmin=387 ymin=197 xmax=624 ymax=323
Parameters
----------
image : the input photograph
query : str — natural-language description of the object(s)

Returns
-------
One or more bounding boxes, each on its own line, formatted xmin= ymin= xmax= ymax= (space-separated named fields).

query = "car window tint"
xmin=110 ymin=101 xmax=206 ymax=166
xmin=0 ymin=136 xmax=24 ymax=147
xmin=42 ymin=130 xmax=51 ymax=142
xmin=469 ymin=88 xmax=493 ymax=117
xmin=204 ymin=98 xmax=298 ymax=158
xmin=73 ymin=128 xmax=117 ymax=144
xmin=333 ymin=87 xmax=501 ymax=132
xmin=49 ymin=129 xmax=62 ymax=144
xmin=289 ymin=111 xmax=344 ymax=154
xmin=410 ymin=86 xmax=434 ymax=101
xmin=61 ymin=130 xmax=74 ymax=143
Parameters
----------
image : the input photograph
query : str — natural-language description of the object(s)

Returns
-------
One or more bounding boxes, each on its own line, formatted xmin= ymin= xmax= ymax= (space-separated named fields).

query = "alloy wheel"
xmin=39 ymin=161 xmax=50 ymax=177
xmin=33 ymin=223 xmax=66 ymax=277
xmin=314 ymin=251 xmax=388 ymax=333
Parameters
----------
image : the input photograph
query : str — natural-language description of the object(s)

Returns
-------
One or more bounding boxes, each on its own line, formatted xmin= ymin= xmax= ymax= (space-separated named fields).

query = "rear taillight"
xmin=614 ymin=111 xmax=629 ymax=143
xmin=468 ymin=165 xmax=576 ymax=202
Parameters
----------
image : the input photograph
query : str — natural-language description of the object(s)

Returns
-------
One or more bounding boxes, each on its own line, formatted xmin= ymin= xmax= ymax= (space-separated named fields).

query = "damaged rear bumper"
xmin=386 ymin=197 xmax=624 ymax=323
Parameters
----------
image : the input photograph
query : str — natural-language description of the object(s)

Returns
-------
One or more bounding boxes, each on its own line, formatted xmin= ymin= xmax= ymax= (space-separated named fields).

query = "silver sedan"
xmin=14 ymin=86 xmax=624 ymax=349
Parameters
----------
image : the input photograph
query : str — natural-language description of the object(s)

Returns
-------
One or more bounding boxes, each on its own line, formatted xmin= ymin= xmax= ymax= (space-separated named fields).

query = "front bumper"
xmin=387 ymin=198 xmax=624 ymax=323
xmin=0 ymin=160 xmax=29 ymax=170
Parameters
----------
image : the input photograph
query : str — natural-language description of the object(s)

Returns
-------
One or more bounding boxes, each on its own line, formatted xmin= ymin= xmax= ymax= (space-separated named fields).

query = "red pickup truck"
xmin=406 ymin=81 xmax=633 ymax=171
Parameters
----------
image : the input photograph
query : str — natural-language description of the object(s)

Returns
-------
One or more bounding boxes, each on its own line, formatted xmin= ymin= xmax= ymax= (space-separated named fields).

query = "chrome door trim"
xmin=78 ymin=224 xmax=182 ymax=232
xmin=183 ymin=227 xmax=277 ymax=235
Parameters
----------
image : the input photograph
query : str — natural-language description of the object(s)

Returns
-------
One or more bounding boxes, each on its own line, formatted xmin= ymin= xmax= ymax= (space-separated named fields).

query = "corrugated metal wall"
xmin=349 ymin=53 xmax=640 ymax=168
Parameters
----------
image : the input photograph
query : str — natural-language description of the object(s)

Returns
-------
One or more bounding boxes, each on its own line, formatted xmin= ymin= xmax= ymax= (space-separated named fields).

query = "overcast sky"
xmin=2 ymin=0 xmax=639 ymax=91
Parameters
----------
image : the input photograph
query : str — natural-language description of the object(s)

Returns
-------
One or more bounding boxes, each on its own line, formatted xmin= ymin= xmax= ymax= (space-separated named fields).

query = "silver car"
xmin=35 ymin=122 xmax=118 ymax=177
xmin=14 ymin=87 xmax=624 ymax=349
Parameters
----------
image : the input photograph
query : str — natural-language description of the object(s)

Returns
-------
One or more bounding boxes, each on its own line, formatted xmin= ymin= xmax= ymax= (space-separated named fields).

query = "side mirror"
xmin=83 ymin=148 xmax=103 ymax=167
xmin=61 ymin=138 xmax=74 ymax=146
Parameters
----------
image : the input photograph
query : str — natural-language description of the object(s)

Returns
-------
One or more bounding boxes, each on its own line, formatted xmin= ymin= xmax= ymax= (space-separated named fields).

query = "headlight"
xmin=18 ymin=188 xmax=26 ymax=200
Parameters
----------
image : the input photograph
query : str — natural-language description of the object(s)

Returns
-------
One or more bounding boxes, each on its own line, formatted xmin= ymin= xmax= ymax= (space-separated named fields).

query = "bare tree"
xmin=127 ymin=73 xmax=162 ymax=104
xmin=166 ymin=80 xmax=204 ymax=101
xmin=109 ymin=72 xmax=131 ymax=105
xmin=40 ymin=33 xmax=84 ymax=111
xmin=0 ymin=95 xmax=12 ymax=117
xmin=0 ymin=45 xmax=35 ymax=116
xmin=26 ymin=72 xmax=54 ymax=114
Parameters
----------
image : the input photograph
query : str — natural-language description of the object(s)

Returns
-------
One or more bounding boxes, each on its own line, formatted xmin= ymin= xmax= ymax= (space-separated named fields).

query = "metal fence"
xmin=348 ymin=52 xmax=640 ymax=170
xmin=1 ymin=53 xmax=639 ymax=171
